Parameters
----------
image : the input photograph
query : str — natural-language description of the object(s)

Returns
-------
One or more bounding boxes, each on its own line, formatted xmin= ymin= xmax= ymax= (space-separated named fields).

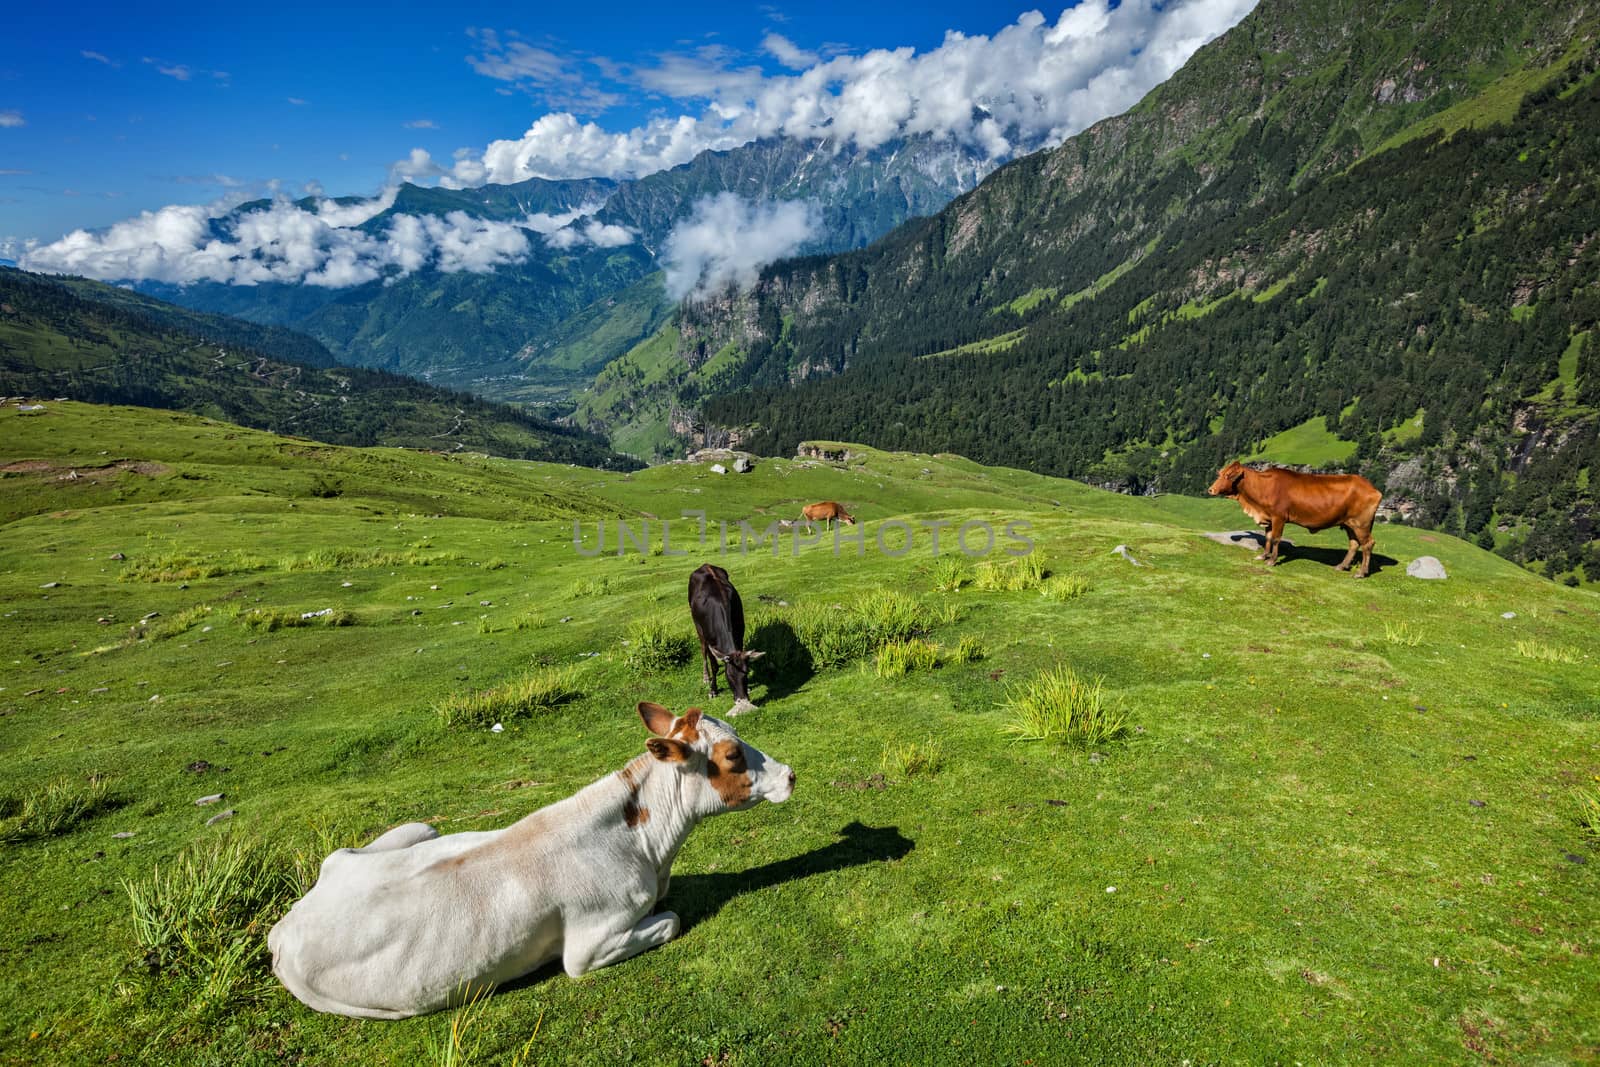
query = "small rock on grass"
xmin=112 ymin=832 xmax=136 ymax=839
xmin=195 ymin=793 xmax=224 ymax=806
xmin=1406 ymin=556 xmax=1447 ymax=580
xmin=1111 ymin=544 xmax=1144 ymax=566
xmin=205 ymin=809 xmax=235 ymax=826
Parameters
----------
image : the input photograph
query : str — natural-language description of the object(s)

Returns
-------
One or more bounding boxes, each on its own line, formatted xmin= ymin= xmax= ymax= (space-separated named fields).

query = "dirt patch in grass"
xmin=1 ymin=458 xmax=168 ymax=480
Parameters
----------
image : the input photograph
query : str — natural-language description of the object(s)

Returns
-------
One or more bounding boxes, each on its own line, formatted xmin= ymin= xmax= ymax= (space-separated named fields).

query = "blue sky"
xmin=0 ymin=0 xmax=1048 ymax=246
xmin=3 ymin=0 xmax=1256 ymax=278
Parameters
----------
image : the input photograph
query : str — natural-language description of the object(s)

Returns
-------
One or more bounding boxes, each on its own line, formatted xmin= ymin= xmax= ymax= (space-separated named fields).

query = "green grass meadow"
xmin=2 ymin=403 xmax=1597 ymax=1064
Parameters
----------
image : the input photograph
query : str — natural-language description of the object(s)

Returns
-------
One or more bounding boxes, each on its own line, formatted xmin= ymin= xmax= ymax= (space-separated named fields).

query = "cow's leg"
xmin=700 ymin=637 xmax=720 ymax=697
xmin=563 ymin=911 xmax=680 ymax=977
xmin=1335 ymin=525 xmax=1359 ymax=571
xmin=1265 ymin=517 xmax=1286 ymax=566
xmin=360 ymin=822 xmax=438 ymax=852
xmin=1356 ymin=525 xmax=1376 ymax=579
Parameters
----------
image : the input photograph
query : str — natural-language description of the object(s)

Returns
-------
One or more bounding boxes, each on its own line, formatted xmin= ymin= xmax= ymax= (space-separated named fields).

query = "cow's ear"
xmin=638 ymin=701 xmax=675 ymax=737
xmin=744 ymin=650 xmax=766 ymax=660
xmin=709 ymin=647 xmax=728 ymax=662
xmin=646 ymin=737 xmax=692 ymax=763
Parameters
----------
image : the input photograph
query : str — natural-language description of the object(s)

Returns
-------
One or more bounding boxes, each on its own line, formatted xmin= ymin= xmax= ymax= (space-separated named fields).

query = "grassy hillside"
xmin=2 ymin=403 xmax=1596 ymax=1064
xmin=698 ymin=10 xmax=1600 ymax=584
xmin=0 ymin=269 xmax=636 ymax=470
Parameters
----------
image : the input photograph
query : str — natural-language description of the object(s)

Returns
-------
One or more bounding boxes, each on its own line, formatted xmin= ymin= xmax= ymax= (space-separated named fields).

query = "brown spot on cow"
xmin=622 ymin=797 xmax=650 ymax=828
xmin=706 ymin=740 xmax=752 ymax=807
xmin=670 ymin=708 xmax=702 ymax=744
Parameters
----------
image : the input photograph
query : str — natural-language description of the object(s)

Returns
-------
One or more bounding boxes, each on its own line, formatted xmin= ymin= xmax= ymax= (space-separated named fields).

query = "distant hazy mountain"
xmin=141 ymin=134 xmax=999 ymax=397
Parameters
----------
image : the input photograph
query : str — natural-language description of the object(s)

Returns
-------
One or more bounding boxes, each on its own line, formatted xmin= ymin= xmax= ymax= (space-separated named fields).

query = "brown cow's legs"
xmin=1265 ymin=518 xmax=1286 ymax=565
xmin=1356 ymin=528 xmax=1375 ymax=579
xmin=1335 ymin=526 xmax=1359 ymax=571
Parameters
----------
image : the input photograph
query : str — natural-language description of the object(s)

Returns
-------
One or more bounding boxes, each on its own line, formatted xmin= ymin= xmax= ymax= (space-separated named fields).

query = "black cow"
xmin=688 ymin=563 xmax=765 ymax=713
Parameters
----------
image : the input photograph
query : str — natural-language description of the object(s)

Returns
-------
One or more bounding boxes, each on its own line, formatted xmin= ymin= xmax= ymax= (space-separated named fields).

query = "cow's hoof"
xmin=728 ymin=699 xmax=757 ymax=716
xmin=1353 ymin=573 xmax=1368 ymax=580
xmin=1253 ymin=553 xmax=1267 ymax=561
xmin=1334 ymin=564 xmax=1351 ymax=572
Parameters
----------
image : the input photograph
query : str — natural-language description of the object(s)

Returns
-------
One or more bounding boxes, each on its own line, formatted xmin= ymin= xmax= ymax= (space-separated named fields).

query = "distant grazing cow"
xmin=688 ymin=563 xmax=764 ymax=714
xmin=1208 ymin=461 xmax=1383 ymax=578
xmin=800 ymin=501 xmax=855 ymax=530
xmin=268 ymin=703 xmax=795 ymax=1019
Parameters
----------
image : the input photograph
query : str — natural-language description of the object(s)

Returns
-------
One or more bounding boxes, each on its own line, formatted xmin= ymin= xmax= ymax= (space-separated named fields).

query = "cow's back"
xmin=1246 ymin=468 xmax=1380 ymax=529
xmin=269 ymin=829 xmax=563 ymax=1018
xmin=689 ymin=564 xmax=741 ymax=645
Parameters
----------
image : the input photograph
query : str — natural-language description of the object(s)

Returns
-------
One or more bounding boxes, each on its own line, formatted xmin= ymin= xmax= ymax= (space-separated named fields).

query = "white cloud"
xmin=545 ymin=219 xmax=635 ymax=250
xmin=662 ymin=193 xmax=819 ymax=301
xmin=0 ymin=111 xmax=24 ymax=128
xmin=81 ymin=50 xmax=116 ymax=66
xmin=287 ymin=97 xmax=308 ymax=106
xmin=152 ymin=62 xmax=192 ymax=81
xmin=403 ymin=118 xmax=438 ymax=129
xmin=762 ymin=33 xmax=818 ymax=70
xmin=18 ymin=191 xmax=544 ymax=288
xmin=466 ymin=28 xmax=625 ymax=113
xmin=452 ymin=0 xmax=1255 ymax=185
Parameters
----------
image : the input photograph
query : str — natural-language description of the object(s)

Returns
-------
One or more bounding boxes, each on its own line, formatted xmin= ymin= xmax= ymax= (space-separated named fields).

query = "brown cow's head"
xmin=838 ymin=510 xmax=857 ymax=526
xmin=1208 ymin=462 xmax=1247 ymax=497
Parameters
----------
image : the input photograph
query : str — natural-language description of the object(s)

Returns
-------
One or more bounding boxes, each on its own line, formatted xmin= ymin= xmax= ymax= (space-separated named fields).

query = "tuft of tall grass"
xmin=124 ymin=836 xmax=300 ymax=1020
xmin=1001 ymin=666 xmax=1127 ymax=748
xmin=0 ymin=773 xmax=114 ymax=842
xmin=853 ymin=589 xmax=933 ymax=645
xmin=786 ymin=588 xmax=943 ymax=669
xmin=283 ymin=547 xmax=456 ymax=571
xmin=949 ymin=635 xmax=985 ymax=664
xmin=1040 ymin=573 xmax=1091 ymax=602
xmin=1515 ymin=639 xmax=1579 ymax=664
xmin=121 ymin=551 xmax=266 ymax=583
xmin=625 ymin=615 xmax=694 ymax=672
xmin=435 ymin=666 xmax=579 ymax=727
xmin=238 ymin=607 xmax=356 ymax=632
xmin=1574 ymin=784 xmax=1600 ymax=840
xmin=565 ymin=576 xmax=612 ymax=599
xmin=874 ymin=639 xmax=941 ymax=678
xmin=1383 ymin=620 xmax=1423 ymax=647
xmin=144 ymin=604 xmax=214 ymax=641
xmin=929 ymin=557 xmax=970 ymax=593
xmin=880 ymin=739 xmax=944 ymax=779
xmin=974 ymin=554 xmax=1048 ymax=591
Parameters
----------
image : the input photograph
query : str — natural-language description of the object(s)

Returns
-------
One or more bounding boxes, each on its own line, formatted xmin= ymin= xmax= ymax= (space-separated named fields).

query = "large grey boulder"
xmin=1406 ymin=556 xmax=1447 ymax=580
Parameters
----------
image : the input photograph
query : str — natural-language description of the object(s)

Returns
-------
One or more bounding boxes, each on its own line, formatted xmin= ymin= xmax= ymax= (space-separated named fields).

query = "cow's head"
xmin=709 ymin=647 xmax=764 ymax=701
xmin=1208 ymin=461 xmax=1247 ymax=497
xmin=637 ymin=702 xmax=794 ymax=812
xmin=838 ymin=511 xmax=857 ymax=526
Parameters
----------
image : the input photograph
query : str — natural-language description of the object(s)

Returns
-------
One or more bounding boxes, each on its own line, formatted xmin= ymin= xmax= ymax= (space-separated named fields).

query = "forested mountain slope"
xmin=0 ymin=268 xmax=637 ymax=469
xmin=670 ymin=0 xmax=1600 ymax=582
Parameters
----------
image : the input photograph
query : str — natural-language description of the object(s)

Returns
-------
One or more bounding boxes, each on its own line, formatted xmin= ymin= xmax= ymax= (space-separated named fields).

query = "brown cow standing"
xmin=800 ymin=501 xmax=855 ymax=531
xmin=1208 ymin=462 xmax=1383 ymax=578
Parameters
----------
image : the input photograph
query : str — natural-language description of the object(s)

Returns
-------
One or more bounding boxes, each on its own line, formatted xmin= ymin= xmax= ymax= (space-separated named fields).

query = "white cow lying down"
xmin=268 ymin=702 xmax=795 ymax=1019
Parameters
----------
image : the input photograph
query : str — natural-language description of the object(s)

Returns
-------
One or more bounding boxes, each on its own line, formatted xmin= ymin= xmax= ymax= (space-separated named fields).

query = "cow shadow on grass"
xmin=1218 ymin=531 xmax=1398 ymax=576
xmin=748 ymin=617 xmax=814 ymax=702
xmin=671 ymin=821 xmax=914 ymax=931
xmin=495 ymin=822 xmax=911 ymax=996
